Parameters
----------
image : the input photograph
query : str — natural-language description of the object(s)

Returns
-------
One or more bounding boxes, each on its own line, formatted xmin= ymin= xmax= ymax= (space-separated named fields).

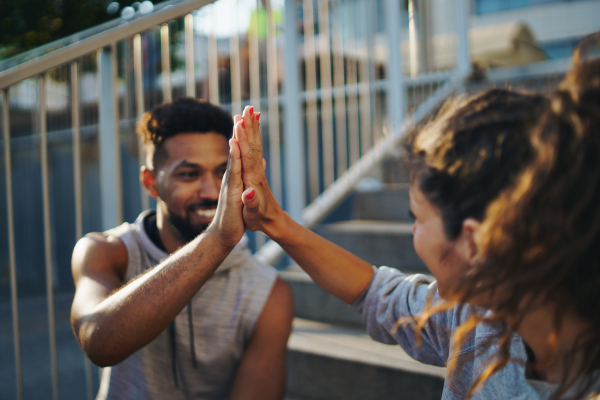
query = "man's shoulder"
xmin=75 ymin=231 xmax=127 ymax=258
xmin=72 ymin=231 xmax=128 ymax=280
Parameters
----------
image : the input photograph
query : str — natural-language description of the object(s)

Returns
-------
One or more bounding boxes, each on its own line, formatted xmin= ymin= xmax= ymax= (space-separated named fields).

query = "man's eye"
xmin=179 ymin=171 xmax=197 ymax=178
xmin=217 ymin=169 xmax=226 ymax=176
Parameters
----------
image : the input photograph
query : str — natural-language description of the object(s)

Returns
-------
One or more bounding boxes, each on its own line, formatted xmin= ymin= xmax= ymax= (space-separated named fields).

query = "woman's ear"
xmin=460 ymin=218 xmax=482 ymax=264
xmin=140 ymin=166 xmax=159 ymax=198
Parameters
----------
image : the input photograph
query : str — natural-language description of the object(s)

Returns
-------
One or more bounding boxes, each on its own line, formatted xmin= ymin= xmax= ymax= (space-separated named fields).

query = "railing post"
xmin=384 ymin=0 xmax=405 ymax=133
xmin=161 ymin=24 xmax=172 ymax=102
xmin=185 ymin=14 xmax=196 ymax=98
xmin=98 ymin=45 xmax=123 ymax=230
xmin=3 ymin=89 xmax=23 ymax=400
xmin=455 ymin=0 xmax=471 ymax=76
xmin=39 ymin=73 xmax=60 ymax=400
xmin=283 ymin=0 xmax=306 ymax=221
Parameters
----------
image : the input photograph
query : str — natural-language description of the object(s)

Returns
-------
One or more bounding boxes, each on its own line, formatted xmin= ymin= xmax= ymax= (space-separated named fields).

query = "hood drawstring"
xmin=187 ymin=301 xmax=197 ymax=368
xmin=169 ymin=321 xmax=179 ymax=388
xmin=170 ymin=301 xmax=198 ymax=388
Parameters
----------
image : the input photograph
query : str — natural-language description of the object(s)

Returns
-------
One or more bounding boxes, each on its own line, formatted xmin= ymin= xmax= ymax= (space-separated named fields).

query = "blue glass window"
xmin=474 ymin=0 xmax=585 ymax=15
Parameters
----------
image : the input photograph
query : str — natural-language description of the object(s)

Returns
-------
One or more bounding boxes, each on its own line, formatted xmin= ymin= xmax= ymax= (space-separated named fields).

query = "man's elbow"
xmin=72 ymin=318 xmax=126 ymax=367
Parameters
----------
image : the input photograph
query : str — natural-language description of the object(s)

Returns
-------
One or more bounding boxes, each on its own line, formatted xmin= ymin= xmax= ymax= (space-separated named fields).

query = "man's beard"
xmin=164 ymin=200 xmax=218 ymax=243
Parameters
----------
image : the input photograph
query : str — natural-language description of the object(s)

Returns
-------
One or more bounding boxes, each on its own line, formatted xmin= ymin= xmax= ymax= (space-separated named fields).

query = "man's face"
xmin=153 ymin=132 xmax=229 ymax=242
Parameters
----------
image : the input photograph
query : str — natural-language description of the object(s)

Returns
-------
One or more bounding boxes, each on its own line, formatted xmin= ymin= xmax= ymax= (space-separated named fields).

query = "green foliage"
xmin=0 ymin=0 xmax=167 ymax=60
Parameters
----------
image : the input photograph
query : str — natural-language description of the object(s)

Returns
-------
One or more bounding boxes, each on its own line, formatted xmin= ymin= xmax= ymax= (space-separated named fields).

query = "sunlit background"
xmin=0 ymin=0 xmax=599 ymax=399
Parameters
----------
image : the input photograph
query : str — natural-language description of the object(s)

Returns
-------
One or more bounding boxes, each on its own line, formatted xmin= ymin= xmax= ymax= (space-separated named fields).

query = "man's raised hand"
xmin=207 ymin=135 xmax=246 ymax=248
xmin=233 ymin=106 xmax=285 ymax=238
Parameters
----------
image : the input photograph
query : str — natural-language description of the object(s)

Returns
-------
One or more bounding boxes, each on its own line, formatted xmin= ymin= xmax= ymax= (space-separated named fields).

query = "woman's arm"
xmin=233 ymin=107 xmax=374 ymax=304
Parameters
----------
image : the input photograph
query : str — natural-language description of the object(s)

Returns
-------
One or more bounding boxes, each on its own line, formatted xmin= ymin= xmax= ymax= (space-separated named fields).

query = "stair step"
xmin=354 ymin=184 xmax=412 ymax=222
xmin=286 ymin=318 xmax=445 ymax=400
xmin=281 ymin=268 xmax=365 ymax=327
xmin=314 ymin=220 xmax=427 ymax=272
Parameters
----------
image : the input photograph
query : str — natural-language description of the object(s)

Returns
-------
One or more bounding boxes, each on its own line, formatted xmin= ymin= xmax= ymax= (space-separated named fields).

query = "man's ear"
xmin=460 ymin=218 xmax=482 ymax=264
xmin=140 ymin=166 xmax=159 ymax=198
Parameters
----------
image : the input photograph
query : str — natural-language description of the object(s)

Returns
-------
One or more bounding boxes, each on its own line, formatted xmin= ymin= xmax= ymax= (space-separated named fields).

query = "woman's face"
xmin=409 ymin=182 xmax=474 ymax=300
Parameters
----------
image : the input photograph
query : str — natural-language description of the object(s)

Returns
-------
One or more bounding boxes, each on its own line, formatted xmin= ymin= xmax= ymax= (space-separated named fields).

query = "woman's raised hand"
xmin=233 ymin=106 xmax=285 ymax=238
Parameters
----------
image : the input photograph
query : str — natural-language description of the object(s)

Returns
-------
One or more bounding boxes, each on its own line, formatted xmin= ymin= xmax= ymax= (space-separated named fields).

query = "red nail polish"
xmin=241 ymin=120 xmax=245 ymax=129
xmin=256 ymin=112 xmax=261 ymax=121
xmin=249 ymin=106 xmax=254 ymax=115
xmin=247 ymin=189 xmax=255 ymax=200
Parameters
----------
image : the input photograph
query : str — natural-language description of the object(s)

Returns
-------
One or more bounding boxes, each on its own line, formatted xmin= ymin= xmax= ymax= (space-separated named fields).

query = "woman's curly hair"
xmin=402 ymin=87 xmax=550 ymax=397
xmin=469 ymin=32 xmax=600 ymax=399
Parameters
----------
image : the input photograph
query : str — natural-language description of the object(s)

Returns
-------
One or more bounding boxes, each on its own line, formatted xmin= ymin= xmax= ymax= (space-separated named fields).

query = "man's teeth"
xmin=195 ymin=208 xmax=216 ymax=218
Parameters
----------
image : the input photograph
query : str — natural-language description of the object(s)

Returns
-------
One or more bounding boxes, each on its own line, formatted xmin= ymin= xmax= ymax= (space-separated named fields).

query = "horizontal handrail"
xmin=255 ymin=71 xmax=467 ymax=266
xmin=0 ymin=0 xmax=214 ymax=90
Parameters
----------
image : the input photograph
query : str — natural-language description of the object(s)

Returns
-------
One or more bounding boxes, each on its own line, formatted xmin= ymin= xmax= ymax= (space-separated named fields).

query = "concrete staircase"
xmin=282 ymin=156 xmax=446 ymax=399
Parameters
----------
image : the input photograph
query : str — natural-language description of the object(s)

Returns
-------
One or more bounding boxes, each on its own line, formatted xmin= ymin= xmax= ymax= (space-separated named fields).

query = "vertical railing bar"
xmin=303 ymin=0 xmax=320 ymax=200
xmin=282 ymin=0 xmax=307 ymax=222
xmin=40 ymin=73 xmax=60 ymax=400
xmin=358 ymin=0 xmax=372 ymax=157
xmin=161 ymin=24 xmax=172 ymax=102
xmin=384 ymin=0 xmax=405 ymax=133
xmin=112 ymin=43 xmax=124 ymax=225
xmin=71 ymin=60 xmax=93 ymax=400
xmin=249 ymin=0 xmax=260 ymax=109
xmin=265 ymin=0 xmax=282 ymax=204
xmin=208 ymin=6 xmax=219 ymax=104
xmin=455 ymin=0 xmax=471 ymax=77
xmin=134 ymin=34 xmax=149 ymax=211
xmin=331 ymin=1 xmax=347 ymax=178
xmin=72 ymin=62 xmax=83 ymax=241
xmin=185 ymin=14 xmax=196 ymax=98
xmin=346 ymin=2 xmax=360 ymax=166
xmin=230 ymin=2 xmax=242 ymax=116
xmin=3 ymin=88 xmax=23 ymax=400
xmin=229 ymin=5 xmax=242 ymax=114
xmin=251 ymin=0 xmax=264 ymax=249
xmin=318 ymin=0 xmax=334 ymax=188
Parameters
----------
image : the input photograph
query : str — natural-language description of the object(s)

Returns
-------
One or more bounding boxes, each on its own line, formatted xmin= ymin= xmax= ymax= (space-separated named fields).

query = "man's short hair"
xmin=136 ymin=97 xmax=234 ymax=169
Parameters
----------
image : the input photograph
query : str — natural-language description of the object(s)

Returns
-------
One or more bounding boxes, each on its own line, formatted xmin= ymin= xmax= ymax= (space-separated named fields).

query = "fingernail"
xmin=249 ymin=106 xmax=254 ymax=115
xmin=256 ymin=112 xmax=261 ymax=121
xmin=241 ymin=120 xmax=245 ymax=129
xmin=247 ymin=189 xmax=255 ymax=200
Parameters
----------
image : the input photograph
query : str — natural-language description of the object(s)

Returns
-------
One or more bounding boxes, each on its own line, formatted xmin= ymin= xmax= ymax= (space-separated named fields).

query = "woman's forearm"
xmin=268 ymin=211 xmax=374 ymax=304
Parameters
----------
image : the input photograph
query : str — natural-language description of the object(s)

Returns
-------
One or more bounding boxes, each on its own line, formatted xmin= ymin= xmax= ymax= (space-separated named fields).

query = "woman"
xmin=227 ymin=86 xmax=549 ymax=399
xmin=476 ymin=35 xmax=600 ymax=399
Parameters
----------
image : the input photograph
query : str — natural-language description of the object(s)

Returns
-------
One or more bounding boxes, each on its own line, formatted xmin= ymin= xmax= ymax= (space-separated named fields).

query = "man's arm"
xmin=233 ymin=107 xmax=374 ymax=304
xmin=71 ymin=136 xmax=246 ymax=367
xmin=229 ymin=278 xmax=294 ymax=400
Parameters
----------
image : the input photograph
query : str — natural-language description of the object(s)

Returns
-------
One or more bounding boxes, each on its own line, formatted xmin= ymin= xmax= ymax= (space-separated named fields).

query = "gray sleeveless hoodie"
xmin=96 ymin=210 xmax=278 ymax=400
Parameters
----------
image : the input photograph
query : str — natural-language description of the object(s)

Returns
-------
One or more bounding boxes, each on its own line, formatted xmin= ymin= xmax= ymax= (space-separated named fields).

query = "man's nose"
xmin=199 ymin=175 xmax=220 ymax=200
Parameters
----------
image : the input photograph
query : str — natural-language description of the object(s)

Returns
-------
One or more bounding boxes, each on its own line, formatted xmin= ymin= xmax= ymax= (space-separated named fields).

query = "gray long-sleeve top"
xmin=350 ymin=266 xmax=561 ymax=399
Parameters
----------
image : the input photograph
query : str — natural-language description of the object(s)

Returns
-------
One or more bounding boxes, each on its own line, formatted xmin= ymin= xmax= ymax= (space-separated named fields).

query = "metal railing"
xmin=0 ymin=0 xmax=477 ymax=398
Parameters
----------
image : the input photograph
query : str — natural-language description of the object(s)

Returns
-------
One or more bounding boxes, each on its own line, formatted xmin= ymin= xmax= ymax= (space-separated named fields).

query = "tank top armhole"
xmin=241 ymin=259 xmax=279 ymax=344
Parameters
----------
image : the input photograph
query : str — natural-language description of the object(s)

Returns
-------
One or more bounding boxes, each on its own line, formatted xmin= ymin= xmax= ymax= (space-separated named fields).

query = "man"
xmin=70 ymin=98 xmax=293 ymax=400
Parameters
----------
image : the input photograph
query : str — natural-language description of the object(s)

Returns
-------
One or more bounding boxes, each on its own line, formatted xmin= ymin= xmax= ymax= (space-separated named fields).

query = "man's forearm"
xmin=75 ymin=228 xmax=234 ymax=366
xmin=267 ymin=212 xmax=374 ymax=304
